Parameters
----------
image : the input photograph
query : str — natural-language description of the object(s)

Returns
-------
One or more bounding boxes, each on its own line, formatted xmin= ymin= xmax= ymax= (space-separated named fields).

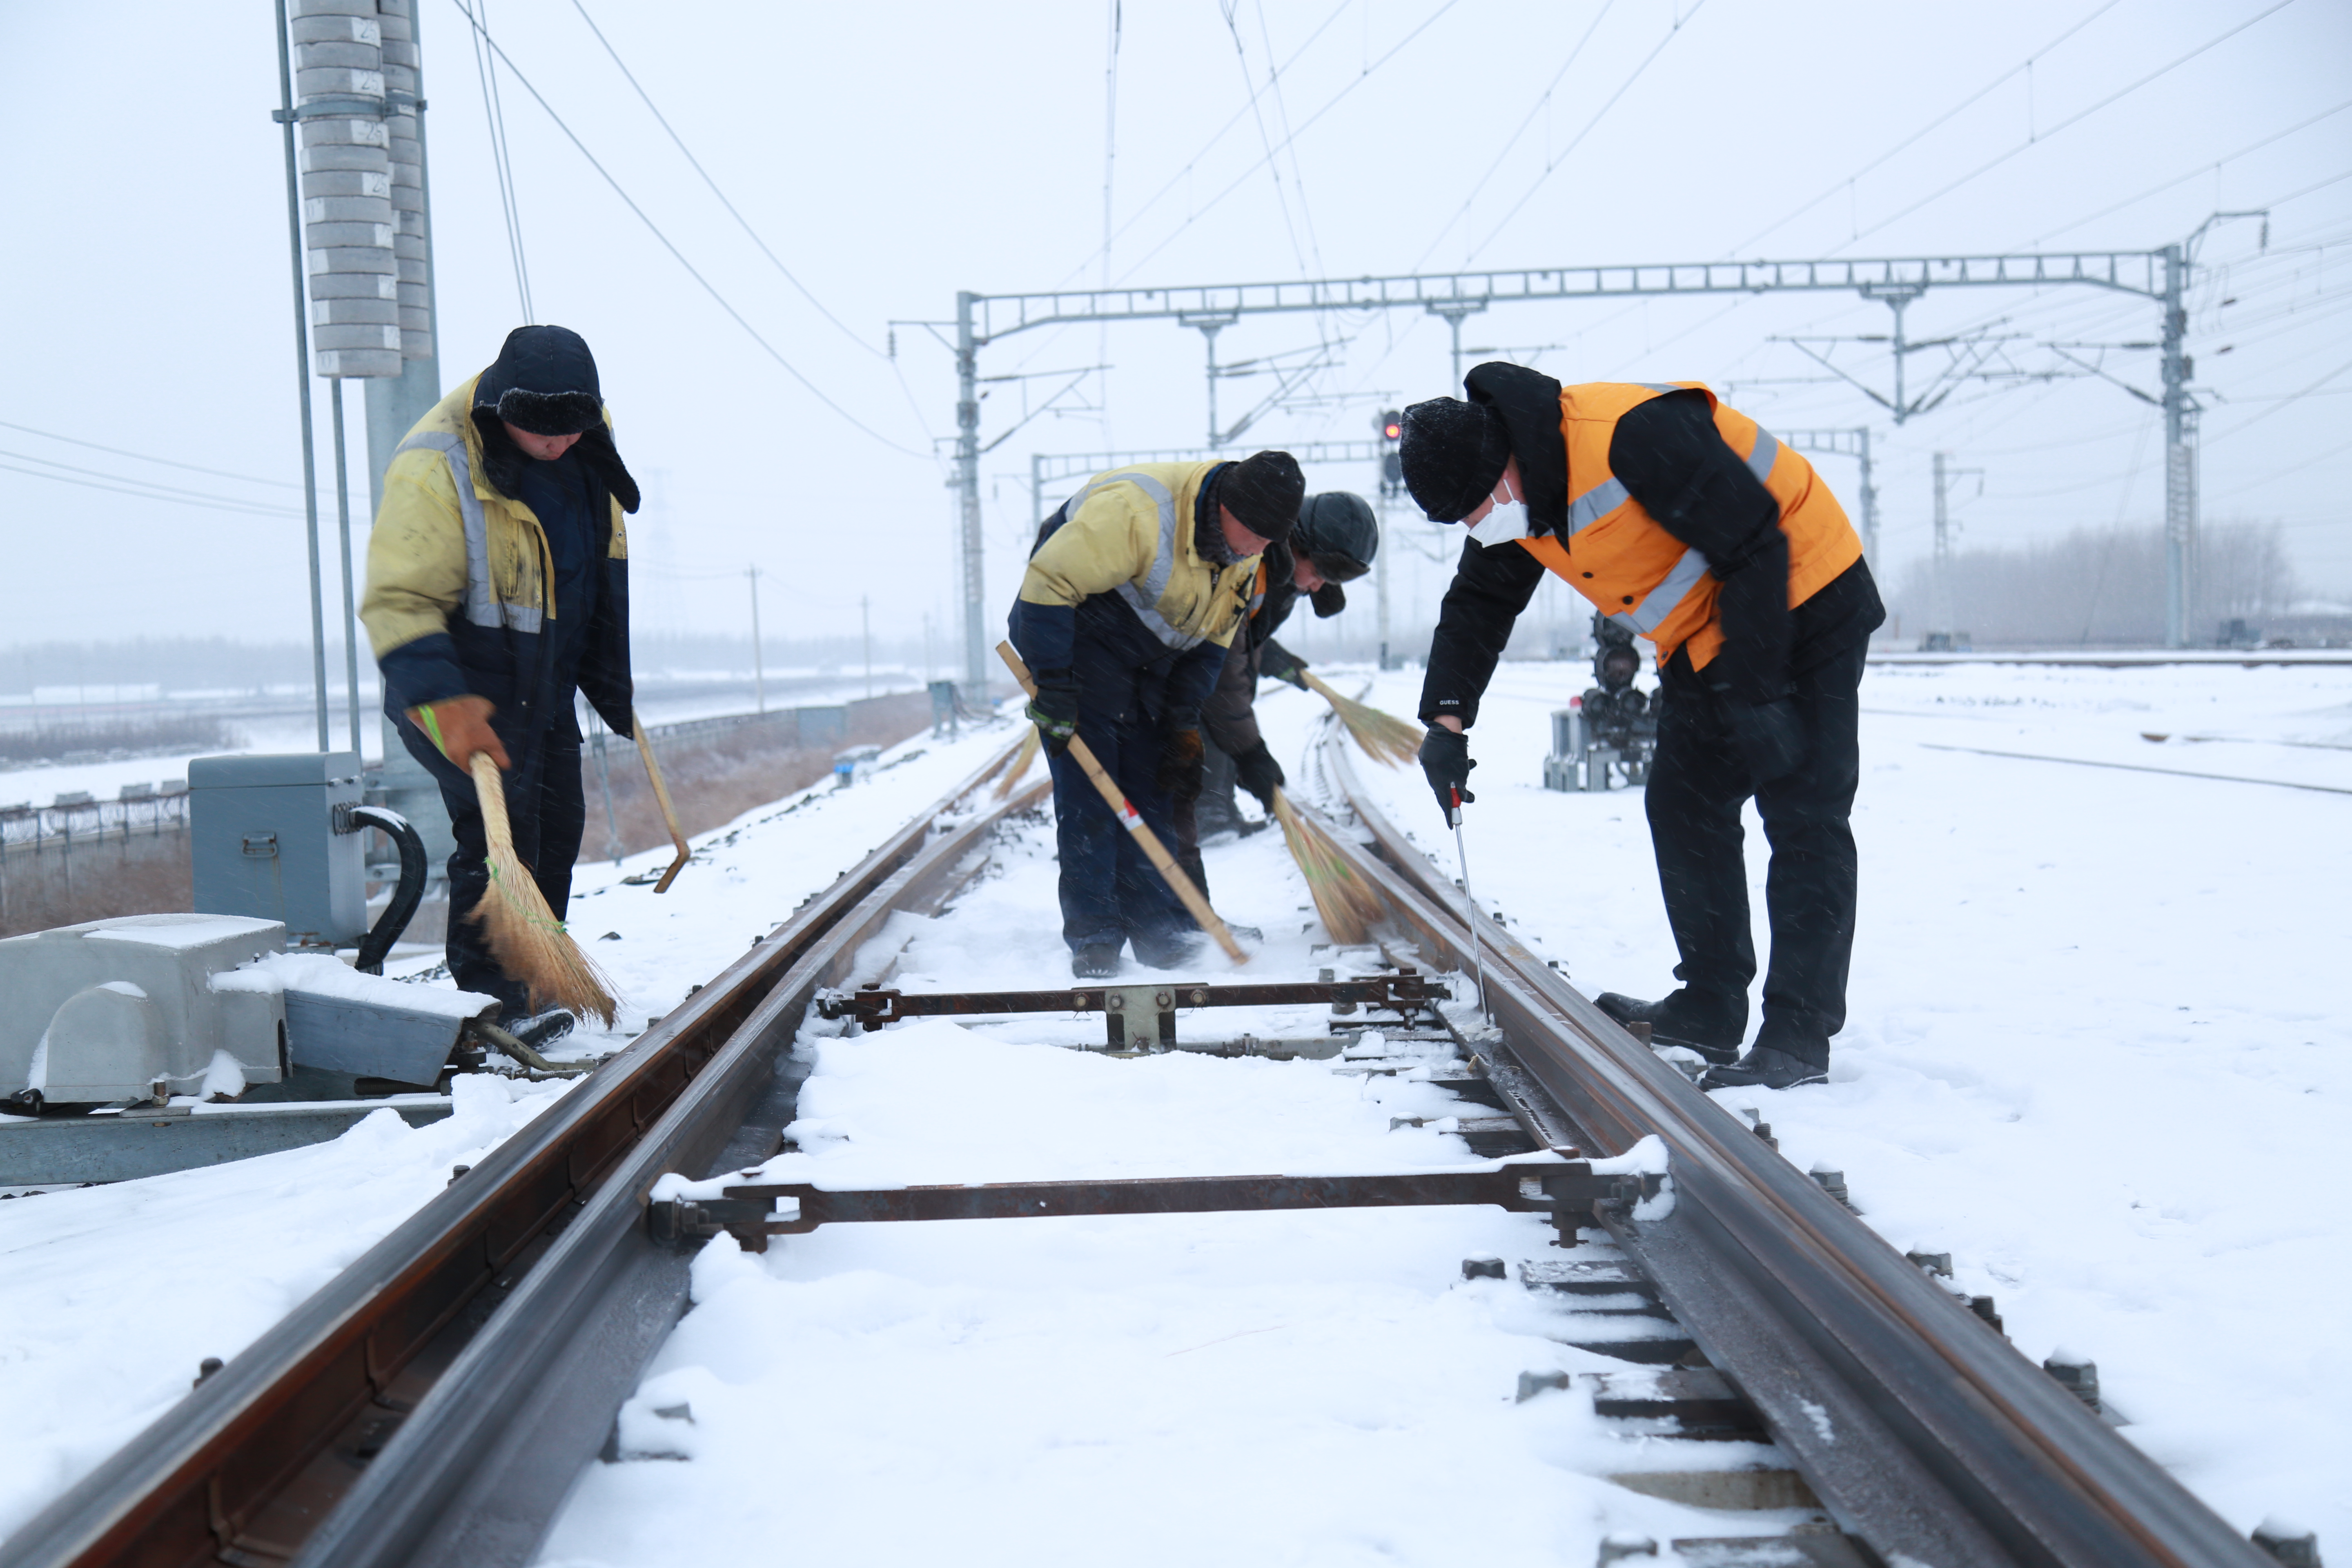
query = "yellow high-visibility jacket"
xmin=360 ymin=374 xmax=633 ymax=752
xmin=1016 ymin=462 xmax=1261 ymax=654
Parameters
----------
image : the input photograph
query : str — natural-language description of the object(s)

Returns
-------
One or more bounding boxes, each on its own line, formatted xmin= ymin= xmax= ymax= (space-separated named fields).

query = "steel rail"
xmin=0 ymin=741 xmax=1045 ymax=1568
xmin=1311 ymin=726 xmax=2268 ymax=1568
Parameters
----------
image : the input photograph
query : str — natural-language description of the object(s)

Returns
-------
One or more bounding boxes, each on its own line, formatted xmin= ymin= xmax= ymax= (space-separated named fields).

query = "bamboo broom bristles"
xmin=1271 ymin=789 xmax=1386 ymax=948
xmin=467 ymin=753 xmax=619 ymax=1025
xmin=1298 ymin=670 xmax=1423 ymax=768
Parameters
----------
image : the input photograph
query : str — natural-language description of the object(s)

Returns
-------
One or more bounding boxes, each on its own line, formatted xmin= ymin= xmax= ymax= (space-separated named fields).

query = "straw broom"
xmin=467 ymin=753 xmax=619 ymax=1025
xmin=1270 ymin=789 xmax=1386 ymax=947
xmin=1297 ymin=670 xmax=1423 ymax=768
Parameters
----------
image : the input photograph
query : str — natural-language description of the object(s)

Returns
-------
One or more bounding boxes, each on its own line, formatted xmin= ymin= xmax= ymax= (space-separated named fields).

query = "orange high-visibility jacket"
xmin=1514 ymin=383 xmax=1861 ymax=670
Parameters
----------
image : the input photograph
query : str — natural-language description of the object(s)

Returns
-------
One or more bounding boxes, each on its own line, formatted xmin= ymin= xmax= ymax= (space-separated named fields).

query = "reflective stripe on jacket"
xmin=359 ymin=374 xmax=633 ymax=751
xmin=1017 ymin=462 xmax=1261 ymax=653
xmin=1515 ymin=382 xmax=1860 ymax=670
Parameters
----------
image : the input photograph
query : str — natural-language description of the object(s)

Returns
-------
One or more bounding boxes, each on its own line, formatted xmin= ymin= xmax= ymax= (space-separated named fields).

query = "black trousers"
xmin=401 ymin=717 xmax=585 ymax=1017
xmin=1645 ymin=637 xmax=1866 ymax=1062
xmin=1048 ymin=645 xmax=1191 ymax=954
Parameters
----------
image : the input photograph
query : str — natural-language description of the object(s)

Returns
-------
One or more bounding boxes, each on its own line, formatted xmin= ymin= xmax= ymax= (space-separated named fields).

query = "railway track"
xmin=0 ymin=723 xmax=2286 ymax=1568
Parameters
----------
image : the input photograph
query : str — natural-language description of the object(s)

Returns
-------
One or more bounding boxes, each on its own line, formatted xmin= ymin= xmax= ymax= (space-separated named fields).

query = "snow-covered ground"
xmin=0 ymin=716 xmax=1018 ymax=1543
xmin=1325 ymin=657 xmax=2352 ymax=1550
xmin=543 ymin=762 xmax=1797 ymax=1567
xmin=1 ymin=659 xmax=2343 ymax=1558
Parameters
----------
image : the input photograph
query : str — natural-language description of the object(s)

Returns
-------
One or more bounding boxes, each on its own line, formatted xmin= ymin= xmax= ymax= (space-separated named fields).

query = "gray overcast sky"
xmin=3 ymin=0 xmax=2347 ymax=653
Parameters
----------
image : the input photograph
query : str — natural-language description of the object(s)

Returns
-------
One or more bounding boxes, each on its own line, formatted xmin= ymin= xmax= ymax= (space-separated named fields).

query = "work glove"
xmin=1417 ymin=724 xmax=1476 ymax=824
xmin=1723 ymin=696 xmax=1806 ymax=787
xmin=1232 ymin=740 xmax=1285 ymax=811
xmin=1156 ymin=727 xmax=1205 ymax=801
xmin=1258 ymin=639 xmax=1311 ymax=691
xmin=405 ymin=695 xmax=510 ymax=770
xmin=1026 ymin=669 xmax=1080 ymax=756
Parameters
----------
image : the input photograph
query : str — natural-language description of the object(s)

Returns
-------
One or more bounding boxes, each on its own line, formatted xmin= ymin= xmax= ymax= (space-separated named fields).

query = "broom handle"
xmin=996 ymin=641 xmax=1246 ymax=964
xmin=994 ymin=725 xmax=1041 ymax=800
xmin=1298 ymin=668 xmax=1349 ymax=708
xmin=630 ymin=716 xmax=693 ymax=894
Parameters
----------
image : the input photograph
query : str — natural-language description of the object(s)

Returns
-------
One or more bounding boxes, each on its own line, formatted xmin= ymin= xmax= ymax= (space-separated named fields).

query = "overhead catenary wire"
xmin=2028 ymin=98 xmax=2352 ymax=246
xmin=1464 ymin=0 xmax=1711 ymax=265
xmin=1842 ymin=0 xmax=2302 ymax=251
xmin=1251 ymin=0 xmax=1326 ymax=279
xmin=1053 ymin=0 xmax=1352 ymax=290
xmin=0 ymin=455 xmax=309 ymax=519
xmin=1728 ymin=0 xmax=2125 ymax=258
xmin=1224 ymin=0 xmax=1313 ymax=278
xmin=1113 ymin=0 xmax=1460 ymax=285
xmin=447 ymin=0 xmax=927 ymax=459
xmin=0 ymin=416 xmax=313 ymax=492
xmin=1488 ymin=4 xmax=2326 ymax=439
xmin=566 ymin=0 xmax=886 ymax=361
xmin=467 ymin=0 xmax=534 ymax=323
xmin=1411 ymin=0 xmax=1617 ymax=271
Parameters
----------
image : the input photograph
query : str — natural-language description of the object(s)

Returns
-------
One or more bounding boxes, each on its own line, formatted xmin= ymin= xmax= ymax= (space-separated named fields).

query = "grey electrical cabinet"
xmin=190 ymin=752 xmax=366 ymax=949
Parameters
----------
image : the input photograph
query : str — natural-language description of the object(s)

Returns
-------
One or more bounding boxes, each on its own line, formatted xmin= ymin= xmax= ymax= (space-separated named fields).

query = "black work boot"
xmin=1594 ymin=989 xmax=1745 ymax=1065
xmin=500 ymin=1008 xmax=576 ymax=1052
xmin=1072 ymin=943 xmax=1123 ymax=979
xmin=1701 ymin=1045 xmax=1827 ymax=1091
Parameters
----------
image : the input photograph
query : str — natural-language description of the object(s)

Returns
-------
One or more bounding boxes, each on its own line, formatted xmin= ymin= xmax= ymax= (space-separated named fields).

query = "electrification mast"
xmin=947 ymin=235 xmax=2241 ymax=677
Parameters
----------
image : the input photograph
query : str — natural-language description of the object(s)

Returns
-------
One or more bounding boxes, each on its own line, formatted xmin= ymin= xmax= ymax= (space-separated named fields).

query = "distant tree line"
xmin=1886 ymin=519 xmax=2299 ymax=647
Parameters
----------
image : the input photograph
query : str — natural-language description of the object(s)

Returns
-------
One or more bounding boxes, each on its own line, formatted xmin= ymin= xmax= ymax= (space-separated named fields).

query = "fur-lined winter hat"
xmin=474 ymin=325 xmax=604 ymax=434
xmin=470 ymin=325 xmax=639 ymax=511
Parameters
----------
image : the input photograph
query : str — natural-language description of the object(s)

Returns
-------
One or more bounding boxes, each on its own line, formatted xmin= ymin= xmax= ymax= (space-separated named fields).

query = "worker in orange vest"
xmin=1401 ymin=363 xmax=1884 ymax=1090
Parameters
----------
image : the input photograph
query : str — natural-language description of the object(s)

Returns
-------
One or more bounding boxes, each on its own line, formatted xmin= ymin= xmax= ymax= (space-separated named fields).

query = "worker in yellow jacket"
xmin=1403 ymin=363 xmax=1884 ymax=1090
xmin=1009 ymin=451 xmax=1304 ymax=977
xmin=360 ymin=325 xmax=640 ymax=1040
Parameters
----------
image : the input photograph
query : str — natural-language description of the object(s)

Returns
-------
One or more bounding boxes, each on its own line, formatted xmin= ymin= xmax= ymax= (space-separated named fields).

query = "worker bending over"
xmin=361 ymin=325 xmax=641 ymax=1044
xmin=1191 ymin=491 xmax=1381 ymax=848
xmin=1010 ymin=451 xmax=1304 ymax=978
xmin=1401 ymin=363 xmax=1882 ymax=1090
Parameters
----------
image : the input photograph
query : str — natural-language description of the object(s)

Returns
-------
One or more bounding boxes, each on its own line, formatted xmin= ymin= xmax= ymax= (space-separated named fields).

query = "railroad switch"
xmin=648 ymin=1162 xmax=1659 ymax=1255
xmin=815 ymin=971 xmax=1451 ymax=1051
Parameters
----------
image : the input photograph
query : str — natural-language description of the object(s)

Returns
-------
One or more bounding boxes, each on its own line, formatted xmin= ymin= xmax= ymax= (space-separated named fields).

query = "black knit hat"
xmin=1399 ymin=397 xmax=1512 ymax=523
xmin=1218 ymin=450 xmax=1306 ymax=544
